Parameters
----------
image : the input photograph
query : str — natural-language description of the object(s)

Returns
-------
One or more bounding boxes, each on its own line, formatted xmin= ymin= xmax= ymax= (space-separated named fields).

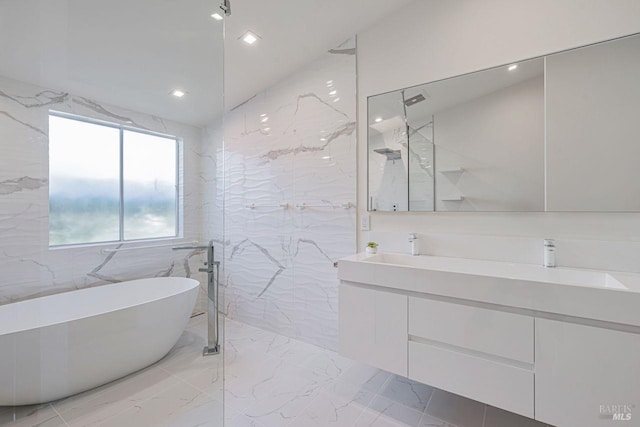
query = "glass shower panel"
xmin=0 ymin=0 xmax=225 ymax=424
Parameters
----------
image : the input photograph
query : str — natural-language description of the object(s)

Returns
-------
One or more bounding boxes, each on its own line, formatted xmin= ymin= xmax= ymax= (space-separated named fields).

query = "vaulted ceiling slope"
xmin=0 ymin=0 xmax=412 ymax=126
xmin=224 ymin=0 xmax=413 ymax=110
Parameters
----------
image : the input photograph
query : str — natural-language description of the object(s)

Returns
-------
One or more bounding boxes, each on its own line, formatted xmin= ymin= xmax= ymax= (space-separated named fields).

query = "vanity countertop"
xmin=338 ymin=252 xmax=640 ymax=327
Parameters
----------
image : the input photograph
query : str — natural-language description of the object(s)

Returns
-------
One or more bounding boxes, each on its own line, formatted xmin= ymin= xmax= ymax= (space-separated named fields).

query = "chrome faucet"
xmin=173 ymin=240 xmax=220 ymax=356
xmin=408 ymin=233 xmax=420 ymax=256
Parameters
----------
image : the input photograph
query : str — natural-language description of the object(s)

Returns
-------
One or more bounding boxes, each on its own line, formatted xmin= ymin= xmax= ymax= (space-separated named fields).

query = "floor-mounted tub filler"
xmin=0 ymin=277 xmax=199 ymax=406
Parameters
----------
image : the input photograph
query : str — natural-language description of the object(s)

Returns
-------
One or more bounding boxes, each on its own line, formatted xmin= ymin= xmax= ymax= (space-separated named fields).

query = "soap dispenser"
xmin=409 ymin=233 xmax=420 ymax=256
xmin=543 ymin=238 xmax=556 ymax=268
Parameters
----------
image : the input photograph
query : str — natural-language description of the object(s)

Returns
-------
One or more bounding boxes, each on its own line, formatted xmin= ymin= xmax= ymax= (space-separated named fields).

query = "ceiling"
xmin=0 ymin=0 xmax=412 ymax=127
xmin=224 ymin=0 xmax=412 ymax=111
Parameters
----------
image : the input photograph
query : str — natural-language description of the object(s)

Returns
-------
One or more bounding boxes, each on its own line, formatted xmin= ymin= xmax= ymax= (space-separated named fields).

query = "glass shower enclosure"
xmin=0 ymin=0 xmax=225 ymax=424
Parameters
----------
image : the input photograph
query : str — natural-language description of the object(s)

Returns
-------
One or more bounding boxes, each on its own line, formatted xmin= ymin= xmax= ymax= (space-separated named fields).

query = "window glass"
xmin=49 ymin=115 xmax=120 ymax=245
xmin=48 ymin=113 xmax=179 ymax=246
xmin=123 ymin=130 xmax=177 ymax=240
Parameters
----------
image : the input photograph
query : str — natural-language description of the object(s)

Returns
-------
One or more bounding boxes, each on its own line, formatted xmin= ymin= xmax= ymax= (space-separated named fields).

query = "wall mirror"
xmin=367 ymin=32 xmax=640 ymax=212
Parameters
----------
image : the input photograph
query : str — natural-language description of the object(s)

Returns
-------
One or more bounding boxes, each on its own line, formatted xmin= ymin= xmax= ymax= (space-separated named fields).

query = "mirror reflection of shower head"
xmin=374 ymin=148 xmax=402 ymax=160
xmin=404 ymin=94 xmax=426 ymax=107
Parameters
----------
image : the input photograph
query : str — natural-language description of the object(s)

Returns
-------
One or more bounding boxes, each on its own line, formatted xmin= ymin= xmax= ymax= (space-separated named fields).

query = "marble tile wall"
xmin=222 ymin=39 xmax=357 ymax=350
xmin=0 ymin=75 xmax=215 ymax=313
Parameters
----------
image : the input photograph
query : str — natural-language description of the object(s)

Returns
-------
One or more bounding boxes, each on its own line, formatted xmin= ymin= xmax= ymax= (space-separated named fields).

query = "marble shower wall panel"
xmin=223 ymin=39 xmax=357 ymax=350
xmin=0 ymin=75 xmax=209 ymax=309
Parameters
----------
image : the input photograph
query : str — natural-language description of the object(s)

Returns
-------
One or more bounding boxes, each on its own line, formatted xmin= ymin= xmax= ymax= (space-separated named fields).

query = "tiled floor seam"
xmin=416 ymin=388 xmax=436 ymax=427
xmin=62 ymin=366 xmax=189 ymax=427
xmin=167 ymin=364 xmax=223 ymax=402
xmin=278 ymin=365 xmax=358 ymax=427
xmin=49 ymin=403 xmax=71 ymax=427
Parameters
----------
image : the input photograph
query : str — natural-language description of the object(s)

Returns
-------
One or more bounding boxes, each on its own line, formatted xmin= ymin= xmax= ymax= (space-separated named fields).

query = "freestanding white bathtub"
xmin=0 ymin=277 xmax=199 ymax=406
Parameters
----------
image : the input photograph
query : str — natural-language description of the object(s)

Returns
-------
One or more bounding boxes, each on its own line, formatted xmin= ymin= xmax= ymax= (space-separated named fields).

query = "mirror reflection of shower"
xmin=373 ymin=147 xmax=407 ymax=211
xmin=368 ymin=86 xmax=436 ymax=211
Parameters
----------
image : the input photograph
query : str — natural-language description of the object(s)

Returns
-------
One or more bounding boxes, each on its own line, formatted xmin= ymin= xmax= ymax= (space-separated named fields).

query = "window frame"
xmin=48 ymin=110 xmax=181 ymax=247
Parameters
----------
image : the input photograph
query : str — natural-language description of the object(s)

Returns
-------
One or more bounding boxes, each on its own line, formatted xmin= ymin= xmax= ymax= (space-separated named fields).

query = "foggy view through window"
xmin=49 ymin=114 xmax=178 ymax=246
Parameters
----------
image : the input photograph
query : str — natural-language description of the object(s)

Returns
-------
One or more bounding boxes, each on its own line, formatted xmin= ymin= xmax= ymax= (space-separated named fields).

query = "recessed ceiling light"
xmin=375 ymin=117 xmax=382 ymax=123
xmin=211 ymin=13 xmax=223 ymax=20
xmin=329 ymin=90 xmax=337 ymax=96
xmin=322 ymin=156 xmax=332 ymax=160
xmin=508 ymin=64 xmax=518 ymax=71
xmin=241 ymin=31 xmax=259 ymax=45
xmin=261 ymin=116 xmax=269 ymax=123
xmin=333 ymin=98 xmax=340 ymax=103
xmin=263 ymin=127 xmax=271 ymax=132
xmin=260 ymin=113 xmax=267 ymax=117
xmin=326 ymin=80 xmax=333 ymax=85
xmin=171 ymin=89 xmax=186 ymax=98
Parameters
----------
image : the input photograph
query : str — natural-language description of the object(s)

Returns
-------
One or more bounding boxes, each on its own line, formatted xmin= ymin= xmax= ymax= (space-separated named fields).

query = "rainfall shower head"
xmin=404 ymin=94 xmax=426 ymax=107
xmin=374 ymin=148 xmax=402 ymax=160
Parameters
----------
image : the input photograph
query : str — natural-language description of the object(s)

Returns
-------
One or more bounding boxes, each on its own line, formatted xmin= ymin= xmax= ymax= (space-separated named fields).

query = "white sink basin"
xmin=363 ymin=253 xmax=629 ymax=290
xmin=338 ymin=252 xmax=640 ymax=327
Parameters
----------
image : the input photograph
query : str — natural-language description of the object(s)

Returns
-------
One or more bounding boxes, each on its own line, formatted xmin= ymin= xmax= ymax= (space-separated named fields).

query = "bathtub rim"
xmin=0 ymin=277 xmax=200 ymax=336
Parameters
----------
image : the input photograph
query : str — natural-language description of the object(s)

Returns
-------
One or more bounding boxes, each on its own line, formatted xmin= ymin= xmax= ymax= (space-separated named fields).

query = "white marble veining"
xmin=0 ymin=74 xmax=217 ymax=313
xmin=222 ymin=39 xmax=357 ymax=350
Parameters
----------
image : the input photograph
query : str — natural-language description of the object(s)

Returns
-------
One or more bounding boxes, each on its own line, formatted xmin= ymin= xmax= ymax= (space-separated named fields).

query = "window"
xmin=49 ymin=112 xmax=179 ymax=246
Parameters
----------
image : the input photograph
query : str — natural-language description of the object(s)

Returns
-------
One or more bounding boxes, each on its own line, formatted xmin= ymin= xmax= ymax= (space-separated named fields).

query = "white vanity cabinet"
xmin=338 ymin=283 xmax=408 ymax=376
xmin=535 ymin=319 xmax=640 ymax=426
xmin=338 ymin=252 xmax=640 ymax=426
xmin=407 ymin=297 xmax=535 ymax=418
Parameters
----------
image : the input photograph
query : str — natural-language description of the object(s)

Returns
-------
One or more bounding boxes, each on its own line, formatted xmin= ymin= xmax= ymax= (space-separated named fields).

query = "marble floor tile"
xmin=241 ymin=364 xmax=332 ymax=427
xmin=418 ymin=413 xmax=456 ymax=427
xmin=337 ymin=363 xmax=392 ymax=394
xmin=228 ymin=413 xmax=267 ymax=427
xmin=289 ymin=379 xmax=375 ymax=427
xmin=424 ymin=390 xmax=486 ymax=427
xmin=379 ymin=376 xmax=434 ymax=412
xmin=162 ymin=397 xmax=224 ymax=427
xmin=301 ymin=348 xmax=355 ymax=379
xmin=54 ymin=365 xmax=181 ymax=426
xmin=249 ymin=334 xmax=320 ymax=368
xmin=160 ymin=347 xmax=223 ymax=401
xmin=483 ymin=405 xmax=548 ymax=427
xmin=223 ymin=358 xmax=289 ymax=413
xmin=94 ymin=381 xmax=212 ymax=427
xmin=0 ymin=404 xmax=67 ymax=427
xmin=355 ymin=396 xmax=425 ymax=427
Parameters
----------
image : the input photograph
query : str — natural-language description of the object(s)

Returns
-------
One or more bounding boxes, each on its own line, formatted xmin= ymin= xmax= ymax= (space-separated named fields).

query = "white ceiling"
xmin=0 ymin=0 xmax=412 ymax=127
xmin=224 ymin=0 xmax=413 ymax=111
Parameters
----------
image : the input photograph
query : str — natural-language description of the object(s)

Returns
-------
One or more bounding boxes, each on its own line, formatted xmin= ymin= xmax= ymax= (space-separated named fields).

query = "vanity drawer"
xmin=408 ymin=297 xmax=533 ymax=363
xmin=339 ymin=283 xmax=408 ymax=376
xmin=408 ymin=341 xmax=534 ymax=418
